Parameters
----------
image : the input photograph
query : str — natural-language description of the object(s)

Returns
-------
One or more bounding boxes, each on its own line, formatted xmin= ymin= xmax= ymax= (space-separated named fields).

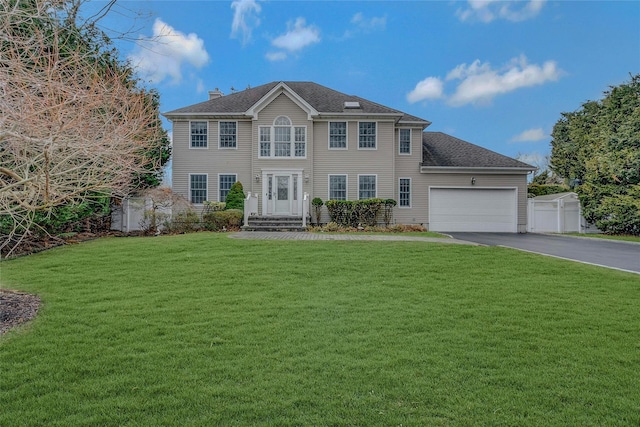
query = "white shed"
xmin=527 ymin=192 xmax=598 ymax=233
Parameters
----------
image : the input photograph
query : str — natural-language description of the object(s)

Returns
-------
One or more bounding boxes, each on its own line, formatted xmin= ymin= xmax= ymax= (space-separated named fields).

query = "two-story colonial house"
xmin=163 ymin=81 xmax=535 ymax=232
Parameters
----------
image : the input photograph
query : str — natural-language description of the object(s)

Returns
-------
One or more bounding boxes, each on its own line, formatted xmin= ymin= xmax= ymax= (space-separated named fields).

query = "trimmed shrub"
xmin=325 ymin=199 xmax=383 ymax=227
xmin=202 ymin=209 xmax=243 ymax=231
xmin=165 ymin=210 xmax=200 ymax=234
xmin=528 ymin=184 xmax=570 ymax=197
xmin=225 ymin=182 xmax=245 ymax=210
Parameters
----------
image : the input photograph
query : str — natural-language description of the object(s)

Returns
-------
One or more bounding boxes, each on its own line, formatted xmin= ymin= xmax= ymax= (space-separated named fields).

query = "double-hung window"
xmin=219 ymin=122 xmax=237 ymax=148
xmin=399 ymin=129 xmax=411 ymax=155
xmin=190 ymin=121 xmax=208 ymax=148
xmin=219 ymin=174 xmax=237 ymax=202
xmin=259 ymin=116 xmax=306 ymax=158
xmin=260 ymin=127 xmax=271 ymax=157
xmin=190 ymin=174 xmax=207 ymax=204
xmin=329 ymin=175 xmax=347 ymax=200
xmin=399 ymin=178 xmax=411 ymax=207
xmin=358 ymin=122 xmax=376 ymax=149
xmin=329 ymin=122 xmax=347 ymax=149
xmin=358 ymin=175 xmax=377 ymax=199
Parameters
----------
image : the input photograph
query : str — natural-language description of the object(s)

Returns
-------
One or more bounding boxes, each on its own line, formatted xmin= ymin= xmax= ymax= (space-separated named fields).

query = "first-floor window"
xmin=358 ymin=175 xmax=377 ymax=199
xmin=190 ymin=174 xmax=207 ymax=204
xmin=219 ymin=174 xmax=237 ymax=202
xmin=399 ymin=178 xmax=411 ymax=207
xmin=329 ymin=175 xmax=347 ymax=200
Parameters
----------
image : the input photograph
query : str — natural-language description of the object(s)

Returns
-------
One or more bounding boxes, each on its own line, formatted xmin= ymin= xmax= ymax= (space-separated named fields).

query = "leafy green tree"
xmin=550 ymin=74 xmax=640 ymax=235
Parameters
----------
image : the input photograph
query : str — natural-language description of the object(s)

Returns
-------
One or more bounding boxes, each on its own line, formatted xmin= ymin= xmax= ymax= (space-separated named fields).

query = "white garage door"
xmin=430 ymin=188 xmax=517 ymax=232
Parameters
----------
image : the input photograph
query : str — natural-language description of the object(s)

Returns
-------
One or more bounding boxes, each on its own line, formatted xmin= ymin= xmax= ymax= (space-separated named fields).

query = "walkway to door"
xmin=229 ymin=231 xmax=477 ymax=244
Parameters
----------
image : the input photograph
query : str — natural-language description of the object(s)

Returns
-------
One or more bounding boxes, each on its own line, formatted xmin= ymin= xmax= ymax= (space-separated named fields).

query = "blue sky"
xmin=89 ymin=0 xmax=639 ymax=169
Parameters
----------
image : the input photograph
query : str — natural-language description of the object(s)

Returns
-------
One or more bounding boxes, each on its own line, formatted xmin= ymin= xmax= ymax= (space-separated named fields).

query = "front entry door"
xmin=262 ymin=171 xmax=301 ymax=216
xmin=274 ymin=175 xmax=291 ymax=214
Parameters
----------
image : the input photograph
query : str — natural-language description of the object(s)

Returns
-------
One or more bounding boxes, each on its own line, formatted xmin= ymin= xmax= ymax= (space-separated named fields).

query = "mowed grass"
xmin=1 ymin=233 xmax=639 ymax=426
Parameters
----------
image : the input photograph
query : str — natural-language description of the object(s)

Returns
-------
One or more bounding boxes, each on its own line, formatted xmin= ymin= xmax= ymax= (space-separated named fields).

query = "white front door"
xmin=262 ymin=170 xmax=302 ymax=216
xmin=274 ymin=175 xmax=291 ymax=214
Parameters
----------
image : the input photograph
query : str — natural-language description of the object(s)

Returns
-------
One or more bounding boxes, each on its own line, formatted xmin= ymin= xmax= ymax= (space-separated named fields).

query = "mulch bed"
xmin=0 ymin=289 xmax=41 ymax=336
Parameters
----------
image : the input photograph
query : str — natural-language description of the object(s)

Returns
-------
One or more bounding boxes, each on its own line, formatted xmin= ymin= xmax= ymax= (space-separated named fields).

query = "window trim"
xmin=358 ymin=174 xmax=377 ymax=199
xmin=399 ymin=128 xmax=412 ymax=155
xmin=218 ymin=173 xmax=237 ymax=202
xmin=189 ymin=173 xmax=208 ymax=205
xmin=189 ymin=121 xmax=208 ymax=149
xmin=258 ymin=116 xmax=307 ymax=159
xmin=218 ymin=121 xmax=238 ymax=149
xmin=328 ymin=174 xmax=348 ymax=201
xmin=328 ymin=121 xmax=348 ymax=150
xmin=358 ymin=121 xmax=377 ymax=150
xmin=398 ymin=177 xmax=412 ymax=208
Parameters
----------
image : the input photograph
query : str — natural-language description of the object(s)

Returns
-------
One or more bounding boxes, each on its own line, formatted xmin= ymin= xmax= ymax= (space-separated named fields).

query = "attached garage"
xmin=429 ymin=188 xmax=518 ymax=232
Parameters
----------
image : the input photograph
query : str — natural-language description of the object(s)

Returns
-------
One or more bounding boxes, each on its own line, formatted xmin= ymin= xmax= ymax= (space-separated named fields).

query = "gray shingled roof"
xmin=422 ymin=132 xmax=535 ymax=169
xmin=163 ymin=81 xmax=430 ymax=125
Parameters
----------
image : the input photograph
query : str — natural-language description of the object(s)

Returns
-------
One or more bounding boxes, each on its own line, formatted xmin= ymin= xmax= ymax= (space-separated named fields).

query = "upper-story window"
xmin=219 ymin=121 xmax=237 ymax=149
xmin=190 ymin=121 xmax=208 ymax=148
xmin=399 ymin=128 xmax=411 ymax=155
xmin=329 ymin=122 xmax=347 ymax=149
xmin=358 ymin=122 xmax=376 ymax=149
xmin=259 ymin=116 xmax=306 ymax=158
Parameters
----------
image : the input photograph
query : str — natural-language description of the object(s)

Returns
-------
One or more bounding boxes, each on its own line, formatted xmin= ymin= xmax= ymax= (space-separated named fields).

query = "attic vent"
xmin=344 ymin=101 xmax=361 ymax=109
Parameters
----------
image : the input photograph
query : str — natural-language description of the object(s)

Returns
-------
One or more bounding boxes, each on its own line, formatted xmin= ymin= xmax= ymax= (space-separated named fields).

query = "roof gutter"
xmin=420 ymin=166 xmax=537 ymax=174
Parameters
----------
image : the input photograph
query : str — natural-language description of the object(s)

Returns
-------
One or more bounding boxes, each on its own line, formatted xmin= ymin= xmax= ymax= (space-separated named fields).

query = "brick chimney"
xmin=208 ymin=88 xmax=224 ymax=100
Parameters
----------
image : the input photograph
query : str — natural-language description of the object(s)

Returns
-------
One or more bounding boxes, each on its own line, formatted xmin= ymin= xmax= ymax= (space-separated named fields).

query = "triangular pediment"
xmin=246 ymin=82 xmax=318 ymax=120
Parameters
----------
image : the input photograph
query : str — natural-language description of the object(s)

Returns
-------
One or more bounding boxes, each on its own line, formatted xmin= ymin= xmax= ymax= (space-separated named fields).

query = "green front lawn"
xmin=1 ymin=233 xmax=639 ymax=426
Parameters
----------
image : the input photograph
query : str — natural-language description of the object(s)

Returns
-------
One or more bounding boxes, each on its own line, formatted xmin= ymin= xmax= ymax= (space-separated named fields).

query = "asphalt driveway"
xmin=448 ymin=233 xmax=640 ymax=274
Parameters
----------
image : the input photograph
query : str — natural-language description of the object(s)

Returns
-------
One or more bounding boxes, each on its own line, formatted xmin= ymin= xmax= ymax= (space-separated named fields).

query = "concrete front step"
xmin=242 ymin=216 xmax=307 ymax=232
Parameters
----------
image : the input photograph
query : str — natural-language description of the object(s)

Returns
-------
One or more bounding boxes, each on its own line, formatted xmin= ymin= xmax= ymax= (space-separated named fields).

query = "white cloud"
xmin=351 ymin=12 xmax=387 ymax=32
xmin=447 ymin=55 xmax=562 ymax=106
xmin=457 ymin=0 xmax=545 ymax=23
xmin=231 ymin=0 xmax=261 ymax=45
xmin=406 ymin=77 xmax=444 ymax=103
xmin=265 ymin=51 xmax=287 ymax=62
xmin=511 ymin=128 xmax=547 ymax=142
xmin=407 ymin=55 xmax=562 ymax=106
xmin=272 ymin=17 xmax=320 ymax=52
xmin=129 ymin=18 xmax=209 ymax=84
xmin=341 ymin=12 xmax=386 ymax=39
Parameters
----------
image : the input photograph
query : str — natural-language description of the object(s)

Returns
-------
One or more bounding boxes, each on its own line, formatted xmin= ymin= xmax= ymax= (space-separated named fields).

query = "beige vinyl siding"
xmin=393 ymin=127 xmax=427 ymax=225
xmin=171 ymin=119 xmax=252 ymax=206
xmin=313 ymin=119 xmax=396 ymax=223
xmin=250 ymin=93 xmax=314 ymax=212
xmin=424 ymin=173 xmax=529 ymax=232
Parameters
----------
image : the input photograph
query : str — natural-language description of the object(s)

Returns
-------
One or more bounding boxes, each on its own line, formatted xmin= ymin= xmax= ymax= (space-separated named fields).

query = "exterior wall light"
xmin=255 ymin=174 xmax=260 ymax=183
xmin=471 ymin=177 xmax=476 ymax=185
